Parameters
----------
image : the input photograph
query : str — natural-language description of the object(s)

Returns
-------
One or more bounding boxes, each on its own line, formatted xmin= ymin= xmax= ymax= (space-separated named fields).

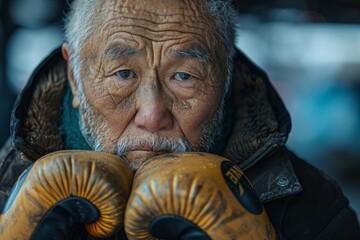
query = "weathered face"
xmin=63 ymin=0 xmax=228 ymax=170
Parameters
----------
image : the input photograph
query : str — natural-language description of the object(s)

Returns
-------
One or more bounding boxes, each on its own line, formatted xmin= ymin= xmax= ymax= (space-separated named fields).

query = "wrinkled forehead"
xmin=91 ymin=0 xmax=218 ymax=48
xmin=100 ymin=0 xmax=213 ymax=21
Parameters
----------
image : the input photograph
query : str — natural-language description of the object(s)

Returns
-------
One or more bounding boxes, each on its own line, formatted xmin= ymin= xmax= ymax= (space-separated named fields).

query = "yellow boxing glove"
xmin=0 ymin=150 xmax=133 ymax=239
xmin=125 ymin=152 xmax=277 ymax=240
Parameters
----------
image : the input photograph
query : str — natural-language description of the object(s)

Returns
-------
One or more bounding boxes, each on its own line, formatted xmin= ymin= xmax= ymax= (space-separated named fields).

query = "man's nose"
xmin=134 ymin=84 xmax=173 ymax=133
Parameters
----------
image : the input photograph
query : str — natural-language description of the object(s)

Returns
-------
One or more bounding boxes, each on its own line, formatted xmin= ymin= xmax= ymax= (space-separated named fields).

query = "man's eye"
xmin=116 ymin=70 xmax=136 ymax=79
xmin=174 ymin=72 xmax=192 ymax=81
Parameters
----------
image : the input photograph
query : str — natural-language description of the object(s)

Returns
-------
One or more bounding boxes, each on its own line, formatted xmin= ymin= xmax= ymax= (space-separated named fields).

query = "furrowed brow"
xmin=105 ymin=44 xmax=140 ymax=60
xmin=175 ymin=46 xmax=211 ymax=64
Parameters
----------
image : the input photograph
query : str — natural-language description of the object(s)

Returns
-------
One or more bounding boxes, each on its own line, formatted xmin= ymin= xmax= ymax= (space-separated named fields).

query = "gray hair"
xmin=206 ymin=0 xmax=239 ymax=94
xmin=63 ymin=0 xmax=97 ymax=99
xmin=64 ymin=0 xmax=239 ymax=95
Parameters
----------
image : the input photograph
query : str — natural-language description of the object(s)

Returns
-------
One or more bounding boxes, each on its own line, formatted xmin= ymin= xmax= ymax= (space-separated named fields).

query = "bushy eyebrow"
xmin=105 ymin=44 xmax=142 ymax=60
xmin=175 ymin=46 xmax=211 ymax=64
xmin=104 ymin=43 xmax=211 ymax=64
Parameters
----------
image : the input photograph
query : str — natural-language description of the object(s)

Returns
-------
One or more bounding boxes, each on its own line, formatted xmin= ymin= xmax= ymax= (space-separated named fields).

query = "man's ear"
xmin=62 ymin=43 xmax=80 ymax=109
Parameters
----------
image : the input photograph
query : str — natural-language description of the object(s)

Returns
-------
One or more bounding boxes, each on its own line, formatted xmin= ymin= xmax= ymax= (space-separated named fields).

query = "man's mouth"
xmin=125 ymin=145 xmax=170 ymax=154
xmin=126 ymin=149 xmax=169 ymax=155
xmin=124 ymin=146 xmax=171 ymax=158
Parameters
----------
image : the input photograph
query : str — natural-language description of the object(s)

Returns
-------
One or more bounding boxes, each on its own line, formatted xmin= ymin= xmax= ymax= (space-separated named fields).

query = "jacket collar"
xmin=224 ymin=51 xmax=292 ymax=169
xmin=11 ymin=48 xmax=66 ymax=160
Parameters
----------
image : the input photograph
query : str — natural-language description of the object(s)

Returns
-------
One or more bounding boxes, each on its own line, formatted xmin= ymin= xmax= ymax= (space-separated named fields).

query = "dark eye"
xmin=116 ymin=70 xmax=136 ymax=79
xmin=174 ymin=72 xmax=192 ymax=81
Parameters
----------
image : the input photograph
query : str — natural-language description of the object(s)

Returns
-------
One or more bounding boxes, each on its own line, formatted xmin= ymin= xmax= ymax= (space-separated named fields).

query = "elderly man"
xmin=0 ymin=0 xmax=359 ymax=239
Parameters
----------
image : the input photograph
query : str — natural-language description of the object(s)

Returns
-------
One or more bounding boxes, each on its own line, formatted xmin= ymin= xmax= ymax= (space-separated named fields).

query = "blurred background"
xmin=232 ymin=0 xmax=360 ymax=220
xmin=0 ymin=0 xmax=359 ymax=219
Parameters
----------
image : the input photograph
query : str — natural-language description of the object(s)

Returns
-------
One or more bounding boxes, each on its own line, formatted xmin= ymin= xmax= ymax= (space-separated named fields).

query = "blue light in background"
xmin=0 ymin=19 xmax=3 ymax=80
xmin=236 ymin=22 xmax=360 ymax=156
xmin=10 ymin=0 xmax=61 ymax=27
xmin=6 ymin=26 xmax=63 ymax=93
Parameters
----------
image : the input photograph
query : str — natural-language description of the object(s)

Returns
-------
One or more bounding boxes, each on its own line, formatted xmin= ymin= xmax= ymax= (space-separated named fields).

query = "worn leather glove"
xmin=125 ymin=152 xmax=276 ymax=240
xmin=0 ymin=150 xmax=133 ymax=239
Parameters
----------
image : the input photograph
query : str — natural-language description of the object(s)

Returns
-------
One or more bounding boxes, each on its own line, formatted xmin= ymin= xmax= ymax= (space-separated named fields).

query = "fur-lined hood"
xmin=9 ymin=47 xmax=301 ymax=202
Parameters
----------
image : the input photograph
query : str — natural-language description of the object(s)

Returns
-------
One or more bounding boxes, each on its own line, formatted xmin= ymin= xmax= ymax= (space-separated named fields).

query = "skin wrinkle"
xmin=179 ymin=100 xmax=191 ymax=110
xmin=111 ymin=0 xmax=209 ymax=19
xmin=93 ymin=85 xmax=111 ymax=104
xmin=106 ymin=88 xmax=118 ymax=107
xmin=106 ymin=24 xmax=210 ymax=44
xmin=81 ymin=44 xmax=104 ymax=86
xmin=107 ymin=79 xmax=137 ymax=110
xmin=148 ymin=41 xmax=156 ymax=69
xmin=106 ymin=12 xmax=216 ymax=32
xmin=101 ymin=2 xmax=218 ymax=46
xmin=120 ymin=95 xmax=135 ymax=110
xmin=64 ymin=0 xmax=228 ymax=169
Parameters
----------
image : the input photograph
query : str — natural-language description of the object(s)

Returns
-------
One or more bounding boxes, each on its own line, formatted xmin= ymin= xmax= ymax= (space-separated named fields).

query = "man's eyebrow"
xmin=175 ymin=46 xmax=211 ymax=64
xmin=105 ymin=44 xmax=141 ymax=59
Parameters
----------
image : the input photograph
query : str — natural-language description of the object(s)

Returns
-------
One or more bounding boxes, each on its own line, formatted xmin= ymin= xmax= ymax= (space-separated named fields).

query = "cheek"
xmin=172 ymin=68 xmax=225 ymax=143
xmin=176 ymin=91 xmax=223 ymax=143
xmin=82 ymin=77 xmax=137 ymax=139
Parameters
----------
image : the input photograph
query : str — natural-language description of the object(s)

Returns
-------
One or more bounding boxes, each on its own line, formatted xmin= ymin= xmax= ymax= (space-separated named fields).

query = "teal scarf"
xmin=59 ymin=83 xmax=91 ymax=151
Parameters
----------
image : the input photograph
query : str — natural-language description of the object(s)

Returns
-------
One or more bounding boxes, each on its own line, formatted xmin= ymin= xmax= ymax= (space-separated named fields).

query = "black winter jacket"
xmin=0 ymin=48 xmax=359 ymax=239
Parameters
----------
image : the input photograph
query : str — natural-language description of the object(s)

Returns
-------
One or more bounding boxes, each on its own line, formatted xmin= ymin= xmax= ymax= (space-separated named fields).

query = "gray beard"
xmin=78 ymin=95 xmax=225 ymax=170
